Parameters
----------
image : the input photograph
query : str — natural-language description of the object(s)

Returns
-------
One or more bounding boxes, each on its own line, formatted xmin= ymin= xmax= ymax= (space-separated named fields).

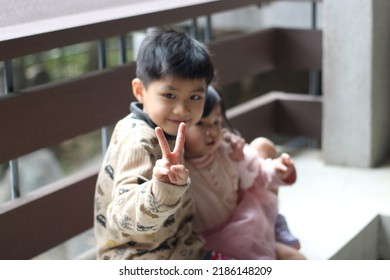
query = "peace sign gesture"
xmin=153 ymin=122 xmax=189 ymax=186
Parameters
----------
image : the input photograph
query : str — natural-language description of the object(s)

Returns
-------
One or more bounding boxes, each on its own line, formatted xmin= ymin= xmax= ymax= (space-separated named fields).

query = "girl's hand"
xmin=153 ymin=123 xmax=189 ymax=186
xmin=274 ymin=153 xmax=297 ymax=184
xmin=226 ymin=133 xmax=245 ymax=161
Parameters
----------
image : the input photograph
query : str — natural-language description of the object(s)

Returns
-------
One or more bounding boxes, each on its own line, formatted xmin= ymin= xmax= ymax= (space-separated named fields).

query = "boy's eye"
xmin=214 ymin=120 xmax=221 ymax=126
xmin=163 ymin=93 xmax=175 ymax=99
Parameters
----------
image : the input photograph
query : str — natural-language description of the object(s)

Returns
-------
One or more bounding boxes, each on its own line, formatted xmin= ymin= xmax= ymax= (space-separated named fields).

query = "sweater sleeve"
xmin=233 ymin=145 xmax=259 ymax=190
xmin=254 ymin=157 xmax=298 ymax=191
xmin=236 ymin=145 xmax=294 ymax=190
xmin=105 ymin=131 xmax=189 ymax=236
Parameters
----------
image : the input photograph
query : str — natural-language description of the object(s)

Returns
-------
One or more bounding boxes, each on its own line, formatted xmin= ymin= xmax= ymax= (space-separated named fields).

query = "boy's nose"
xmin=174 ymin=104 xmax=190 ymax=115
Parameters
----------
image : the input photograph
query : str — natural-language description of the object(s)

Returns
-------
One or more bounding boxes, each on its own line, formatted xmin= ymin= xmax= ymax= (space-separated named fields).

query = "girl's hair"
xmin=203 ymin=85 xmax=240 ymax=135
xmin=136 ymin=29 xmax=214 ymax=88
xmin=202 ymin=85 xmax=221 ymax=118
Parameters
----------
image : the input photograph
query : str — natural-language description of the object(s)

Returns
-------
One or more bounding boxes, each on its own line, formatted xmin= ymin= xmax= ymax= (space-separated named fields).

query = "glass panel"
xmin=0 ymin=129 xmax=102 ymax=205
xmin=7 ymin=33 xmax=140 ymax=93
xmin=222 ymin=69 xmax=310 ymax=110
xmin=54 ymin=129 xmax=103 ymax=175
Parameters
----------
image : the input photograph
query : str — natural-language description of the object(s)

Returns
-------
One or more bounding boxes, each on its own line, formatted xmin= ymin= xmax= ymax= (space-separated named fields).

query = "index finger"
xmin=172 ymin=122 xmax=186 ymax=155
xmin=280 ymin=153 xmax=292 ymax=166
xmin=275 ymin=161 xmax=288 ymax=173
xmin=155 ymin=126 xmax=171 ymax=158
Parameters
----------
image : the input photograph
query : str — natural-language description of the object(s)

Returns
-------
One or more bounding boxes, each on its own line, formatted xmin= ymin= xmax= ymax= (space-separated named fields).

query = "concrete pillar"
xmin=323 ymin=0 xmax=390 ymax=167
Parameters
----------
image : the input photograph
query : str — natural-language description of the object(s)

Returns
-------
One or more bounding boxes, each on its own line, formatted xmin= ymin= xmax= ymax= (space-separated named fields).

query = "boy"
xmin=94 ymin=30 xmax=214 ymax=259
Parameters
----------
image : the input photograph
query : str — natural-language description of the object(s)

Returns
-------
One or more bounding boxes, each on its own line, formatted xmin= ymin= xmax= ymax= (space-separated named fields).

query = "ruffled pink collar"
xmin=185 ymin=153 xmax=216 ymax=168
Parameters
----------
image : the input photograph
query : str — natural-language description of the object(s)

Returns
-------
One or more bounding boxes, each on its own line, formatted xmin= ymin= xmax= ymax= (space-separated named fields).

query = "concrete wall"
xmin=209 ymin=2 xmax=322 ymax=31
xmin=371 ymin=0 xmax=390 ymax=166
xmin=323 ymin=0 xmax=390 ymax=167
xmin=379 ymin=214 xmax=390 ymax=260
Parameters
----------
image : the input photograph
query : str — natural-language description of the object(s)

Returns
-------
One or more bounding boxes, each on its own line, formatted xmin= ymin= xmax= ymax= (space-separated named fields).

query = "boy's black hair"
xmin=136 ymin=29 xmax=214 ymax=87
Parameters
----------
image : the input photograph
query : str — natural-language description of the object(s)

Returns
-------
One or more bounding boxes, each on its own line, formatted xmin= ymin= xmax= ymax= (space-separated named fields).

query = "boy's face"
xmin=132 ymin=76 xmax=207 ymax=136
xmin=184 ymin=105 xmax=223 ymax=159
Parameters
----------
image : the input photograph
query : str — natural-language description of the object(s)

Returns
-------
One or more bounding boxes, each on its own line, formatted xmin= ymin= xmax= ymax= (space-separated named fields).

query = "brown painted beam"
xmin=0 ymin=163 xmax=98 ymax=260
xmin=0 ymin=64 xmax=135 ymax=163
xmin=275 ymin=28 xmax=322 ymax=70
xmin=0 ymin=0 xmax=263 ymax=60
xmin=209 ymin=28 xmax=276 ymax=86
xmin=276 ymin=93 xmax=322 ymax=139
xmin=227 ymin=91 xmax=322 ymax=142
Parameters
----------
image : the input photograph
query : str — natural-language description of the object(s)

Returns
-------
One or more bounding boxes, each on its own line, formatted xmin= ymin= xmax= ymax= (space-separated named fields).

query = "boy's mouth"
xmin=169 ymin=119 xmax=189 ymax=125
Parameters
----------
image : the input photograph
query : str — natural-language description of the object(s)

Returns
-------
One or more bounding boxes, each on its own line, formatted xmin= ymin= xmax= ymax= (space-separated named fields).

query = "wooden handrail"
xmin=227 ymin=91 xmax=322 ymax=142
xmin=0 ymin=64 xmax=136 ymax=163
xmin=0 ymin=0 xmax=263 ymax=60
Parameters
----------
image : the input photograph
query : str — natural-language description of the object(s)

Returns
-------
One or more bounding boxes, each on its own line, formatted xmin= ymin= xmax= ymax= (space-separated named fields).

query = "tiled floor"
xmin=277 ymin=148 xmax=390 ymax=260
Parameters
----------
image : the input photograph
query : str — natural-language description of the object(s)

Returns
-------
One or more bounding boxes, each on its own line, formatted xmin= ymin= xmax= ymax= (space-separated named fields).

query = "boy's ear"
xmin=132 ymin=78 xmax=145 ymax=103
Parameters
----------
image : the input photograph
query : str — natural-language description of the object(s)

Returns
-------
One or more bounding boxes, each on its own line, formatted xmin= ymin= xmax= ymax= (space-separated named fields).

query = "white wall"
xmin=0 ymin=0 xmax=137 ymax=27
xmin=209 ymin=2 xmax=322 ymax=32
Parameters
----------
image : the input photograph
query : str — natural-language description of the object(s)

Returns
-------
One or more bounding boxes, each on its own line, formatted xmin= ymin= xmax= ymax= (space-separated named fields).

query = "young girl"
xmin=184 ymin=86 xmax=305 ymax=260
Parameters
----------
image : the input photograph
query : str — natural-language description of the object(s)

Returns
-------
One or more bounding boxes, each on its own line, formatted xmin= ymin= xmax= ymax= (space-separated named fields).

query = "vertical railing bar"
xmin=311 ymin=1 xmax=317 ymax=30
xmin=9 ymin=161 xmax=20 ymax=199
xmin=308 ymin=72 xmax=319 ymax=96
xmin=98 ymin=39 xmax=110 ymax=154
xmin=191 ymin=18 xmax=199 ymax=39
xmin=3 ymin=60 xmax=21 ymax=199
xmin=4 ymin=60 xmax=14 ymax=93
xmin=119 ymin=34 xmax=127 ymax=64
xmin=98 ymin=39 xmax=107 ymax=69
xmin=98 ymin=34 xmax=129 ymax=154
xmin=101 ymin=127 xmax=109 ymax=155
xmin=308 ymin=1 xmax=320 ymax=148
xmin=204 ymin=15 xmax=213 ymax=44
xmin=308 ymin=1 xmax=319 ymax=97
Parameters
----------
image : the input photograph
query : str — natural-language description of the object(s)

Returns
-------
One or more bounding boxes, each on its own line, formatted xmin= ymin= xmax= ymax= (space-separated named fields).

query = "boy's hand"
xmin=274 ymin=153 xmax=297 ymax=184
xmin=154 ymin=123 xmax=189 ymax=186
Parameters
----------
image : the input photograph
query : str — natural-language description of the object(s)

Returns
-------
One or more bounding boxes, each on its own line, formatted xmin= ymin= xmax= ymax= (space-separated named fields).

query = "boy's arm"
xmin=106 ymin=123 xmax=189 ymax=235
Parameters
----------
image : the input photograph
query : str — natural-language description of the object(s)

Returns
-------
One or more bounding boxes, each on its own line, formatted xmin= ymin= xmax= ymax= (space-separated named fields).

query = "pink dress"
xmin=187 ymin=142 xmax=290 ymax=260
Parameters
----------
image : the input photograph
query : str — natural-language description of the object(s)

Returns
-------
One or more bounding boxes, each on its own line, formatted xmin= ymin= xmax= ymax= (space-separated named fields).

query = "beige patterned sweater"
xmin=94 ymin=105 xmax=204 ymax=260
